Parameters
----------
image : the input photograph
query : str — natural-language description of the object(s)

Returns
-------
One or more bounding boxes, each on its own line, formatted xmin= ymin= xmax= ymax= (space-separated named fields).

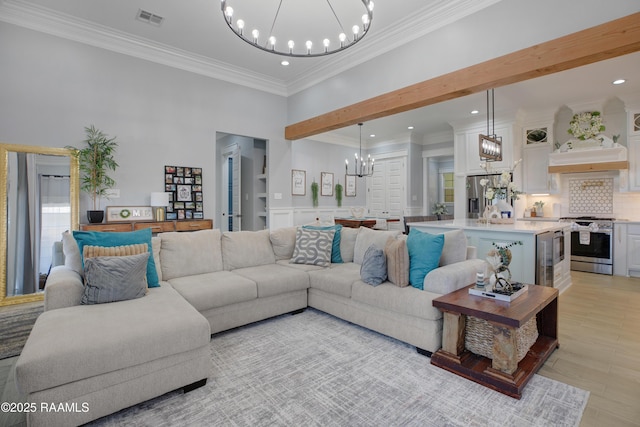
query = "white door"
xmin=367 ymin=157 xmax=406 ymax=218
xmin=222 ymin=145 xmax=242 ymax=232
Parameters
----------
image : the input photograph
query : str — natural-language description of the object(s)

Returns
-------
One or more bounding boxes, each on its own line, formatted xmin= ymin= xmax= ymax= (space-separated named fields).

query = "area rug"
xmin=0 ymin=303 xmax=43 ymax=360
xmin=88 ymin=309 xmax=588 ymax=426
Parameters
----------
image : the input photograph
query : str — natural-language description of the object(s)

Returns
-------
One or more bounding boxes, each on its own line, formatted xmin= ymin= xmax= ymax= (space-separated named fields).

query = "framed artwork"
xmin=106 ymin=206 xmax=154 ymax=222
xmin=321 ymin=172 xmax=333 ymax=196
xmin=164 ymin=165 xmax=203 ymax=220
xmin=292 ymin=169 xmax=306 ymax=196
xmin=345 ymin=175 xmax=356 ymax=197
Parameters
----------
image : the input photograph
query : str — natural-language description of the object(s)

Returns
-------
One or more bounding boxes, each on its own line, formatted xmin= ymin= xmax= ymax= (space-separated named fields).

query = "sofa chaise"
xmin=15 ymin=225 xmax=484 ymax=426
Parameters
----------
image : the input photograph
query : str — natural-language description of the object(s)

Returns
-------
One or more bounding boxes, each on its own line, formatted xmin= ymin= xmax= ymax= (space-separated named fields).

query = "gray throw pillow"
xmin=360 ymin=244 xmax=387 ymax=286
xmin=290 ymin=228 xmax=335 ymax=267
xmin=82 ymin=252 xmax=150 ymax=305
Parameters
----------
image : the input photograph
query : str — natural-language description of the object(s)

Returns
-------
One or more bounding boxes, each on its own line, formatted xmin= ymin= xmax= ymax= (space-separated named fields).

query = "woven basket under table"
xmin=464 ymin=315 xmax=539 ymax=362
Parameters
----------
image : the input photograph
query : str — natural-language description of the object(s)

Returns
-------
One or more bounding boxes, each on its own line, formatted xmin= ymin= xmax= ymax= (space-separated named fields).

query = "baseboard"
xmin=290 ymin=308 xmax=306 ymax=315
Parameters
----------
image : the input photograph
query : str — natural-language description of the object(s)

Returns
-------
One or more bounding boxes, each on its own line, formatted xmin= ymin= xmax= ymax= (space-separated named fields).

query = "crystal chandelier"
xmin=346 ymin=123 xmax=374 ymax=177
xmin=220 ymin=0 xmax=374 ymax=58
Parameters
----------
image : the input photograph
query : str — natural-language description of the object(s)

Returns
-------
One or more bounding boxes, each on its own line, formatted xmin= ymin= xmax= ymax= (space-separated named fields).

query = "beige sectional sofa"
xmin=16 ymin=226 xmax=484 ymax=426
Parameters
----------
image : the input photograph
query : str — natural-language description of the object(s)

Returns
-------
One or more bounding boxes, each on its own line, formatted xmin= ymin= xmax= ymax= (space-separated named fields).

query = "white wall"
xmin=0 ymin=23 xmax=287 ymax=223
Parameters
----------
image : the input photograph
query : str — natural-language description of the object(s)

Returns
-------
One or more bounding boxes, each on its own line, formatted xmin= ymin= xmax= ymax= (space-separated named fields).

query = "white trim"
xmin=268 ymin=208 xmax=294 ymax=229
xmin=374 ymin=150 xmax=408 ymax=160
xmin=422 ymin=146 xmax=454 ymax=158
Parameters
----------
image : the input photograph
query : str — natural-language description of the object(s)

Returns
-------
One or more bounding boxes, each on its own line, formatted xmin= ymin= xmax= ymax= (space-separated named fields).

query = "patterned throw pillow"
xmin=81 ymin=252 xmax=150 ymax=305
xmin=360 ymin=245 xmax=387 ymax=286
xmin=290 ymin=228 xmax=335 ymax=267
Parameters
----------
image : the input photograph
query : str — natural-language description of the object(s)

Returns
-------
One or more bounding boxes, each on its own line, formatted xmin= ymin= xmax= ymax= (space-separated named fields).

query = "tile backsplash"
xmin=568 ymin=178 xmax=613 ymax=214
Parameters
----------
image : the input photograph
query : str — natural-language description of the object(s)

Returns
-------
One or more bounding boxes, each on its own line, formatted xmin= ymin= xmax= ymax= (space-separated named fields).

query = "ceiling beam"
xmin=285 ymin=12 xmax=640 ymax=140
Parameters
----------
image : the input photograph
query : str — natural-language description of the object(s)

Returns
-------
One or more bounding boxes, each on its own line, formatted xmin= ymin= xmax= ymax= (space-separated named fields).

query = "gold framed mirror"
xmin=0 ymin=143 xmax=79 ymax=306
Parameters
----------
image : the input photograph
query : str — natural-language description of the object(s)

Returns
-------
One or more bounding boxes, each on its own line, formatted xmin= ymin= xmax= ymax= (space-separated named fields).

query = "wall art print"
xmin=164 ymin=165 xmax=203 ymax=220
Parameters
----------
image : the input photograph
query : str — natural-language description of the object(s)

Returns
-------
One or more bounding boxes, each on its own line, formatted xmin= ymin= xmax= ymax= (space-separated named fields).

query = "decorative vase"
xmin=87 ymin=210 xmax=104 ymax=224
xmin=495 ymin=199 xmax=513 ymax=218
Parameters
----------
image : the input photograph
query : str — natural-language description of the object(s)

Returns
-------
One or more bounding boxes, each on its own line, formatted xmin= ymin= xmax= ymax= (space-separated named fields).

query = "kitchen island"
xmin=408 ymin=219 xmax=571 ymax=292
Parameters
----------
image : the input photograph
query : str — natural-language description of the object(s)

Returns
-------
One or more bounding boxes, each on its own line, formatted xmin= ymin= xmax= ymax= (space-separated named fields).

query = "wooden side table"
xmin=431 ymin=284 xmax=559 ymax=399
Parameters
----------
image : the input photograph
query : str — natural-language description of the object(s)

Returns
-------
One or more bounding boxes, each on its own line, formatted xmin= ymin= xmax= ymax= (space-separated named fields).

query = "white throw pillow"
xmin=439 ymin=229 xmax=468 ymax=266
xmin=353 ymin=226 xmax=401 ymax=265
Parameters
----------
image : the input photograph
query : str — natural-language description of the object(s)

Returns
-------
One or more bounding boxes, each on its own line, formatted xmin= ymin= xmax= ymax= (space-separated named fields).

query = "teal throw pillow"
xmin=406 ymin=228 xmax=445 ymax=290
xmin=72 ymin=228 xmax=160 ymax=287
xmin=302 ymin=224 xmax=343 ymax=263
xmin=360 ymin=244 xmax=387 ymax=286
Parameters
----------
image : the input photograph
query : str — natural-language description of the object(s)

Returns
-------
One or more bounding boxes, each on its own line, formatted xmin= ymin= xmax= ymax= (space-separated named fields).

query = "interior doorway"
xmin=216 ymin=133 xmax=268 ymax=231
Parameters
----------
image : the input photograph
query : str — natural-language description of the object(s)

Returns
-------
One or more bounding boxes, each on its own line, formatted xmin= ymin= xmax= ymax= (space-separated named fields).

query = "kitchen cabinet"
xmin=522 ymin=143 xmax=554 ymax=194
xmin=454 ymin=123 xmax=515 ymax=175
xmin=613 ymin=223 xmax=628 ymax=276
xmin=627 ymin=137 xmax=640 ymax=192
xmin=627 ymin=224 xmax=640 ymax=277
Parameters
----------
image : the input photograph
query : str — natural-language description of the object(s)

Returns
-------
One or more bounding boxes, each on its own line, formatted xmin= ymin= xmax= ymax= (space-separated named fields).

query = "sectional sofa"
xmin=15 ymin=225 xmax=484 ymax=426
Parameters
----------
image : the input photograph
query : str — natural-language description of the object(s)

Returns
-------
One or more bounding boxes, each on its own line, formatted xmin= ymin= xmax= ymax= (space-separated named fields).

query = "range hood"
xmin=548 ymin=145 xmax=628 ymax=173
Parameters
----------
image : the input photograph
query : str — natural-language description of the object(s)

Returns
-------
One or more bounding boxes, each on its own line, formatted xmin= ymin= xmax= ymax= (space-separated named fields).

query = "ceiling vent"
xmin=136 ymin=9 xmax=164 ymax=26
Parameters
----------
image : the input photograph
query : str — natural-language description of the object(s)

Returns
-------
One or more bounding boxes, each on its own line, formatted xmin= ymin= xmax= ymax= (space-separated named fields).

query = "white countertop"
xmin=408 ymin=219 xmax=569 ymax=234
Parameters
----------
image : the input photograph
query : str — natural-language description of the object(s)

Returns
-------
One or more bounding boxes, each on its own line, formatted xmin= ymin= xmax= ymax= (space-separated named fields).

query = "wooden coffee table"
xmin=431 ymin=284 xmax=559 ymax=399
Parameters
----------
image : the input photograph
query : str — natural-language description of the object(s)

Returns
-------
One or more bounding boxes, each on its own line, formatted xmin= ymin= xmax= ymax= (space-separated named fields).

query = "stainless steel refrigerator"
xmin=466 ymin=174 xmax=498 ymax=219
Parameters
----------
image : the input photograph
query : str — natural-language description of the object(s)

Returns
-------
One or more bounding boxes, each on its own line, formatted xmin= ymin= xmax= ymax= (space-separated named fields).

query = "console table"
xmin=431 ymin=284 xmax=558 ymax=399
xmin=80 ymin=219 xmax=213 ymax=233
xmin=334 ymin=217 xmax=400 ymax=229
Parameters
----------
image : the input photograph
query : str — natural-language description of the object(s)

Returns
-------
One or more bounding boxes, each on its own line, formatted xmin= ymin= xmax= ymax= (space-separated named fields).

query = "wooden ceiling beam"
xmin=285 ymin=12 xmax=640 ymax=140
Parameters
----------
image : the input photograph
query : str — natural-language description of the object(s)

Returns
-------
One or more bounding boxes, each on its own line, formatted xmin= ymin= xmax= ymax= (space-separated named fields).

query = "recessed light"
xmin=612 ymin=79 xmax=626 ymax=85
xmin=407 ymin=126 xmax=414 ymax=130
xmin=471 ymin=110 xmax=479 ymax=115
xmin=369 ymin=134 xmax=375 ymax=138
xmin=281 ymin=60 xmax=290 ymax=66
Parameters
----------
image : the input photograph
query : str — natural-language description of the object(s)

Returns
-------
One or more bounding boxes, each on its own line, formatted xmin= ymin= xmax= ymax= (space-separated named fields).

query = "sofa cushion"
xmin=339 ymin=227 xmax=358 ymax=263
xmin=168 ymin=271 xmax=257 ymax=312
xmin=222 ymin=230 xmax=275 ymax=270
xmin=308 ymin=263 xmax=361 ymax=299
xmin=385 ymin=236 xmax=410 ymax=287
xmin=160 ymin=229 xmax=223 ymax=281
xmin=353 ymin=227 xmax=401 ymax=265
xmin=302 ymin=224 xmax=343 ymax=263
xmin=233 ymin=264 xmax=310 ymax=298
xmin=439 ymin=229 xmax=468 ymax=266
xmin=351 ymin=281 xmax=443 ymax=321
xmin=276 ymin=259 xmax=325 ymax=272
xmin=360 ymin=245 xmax=387 ymax=286
xmin=152 ymin=236 xmax=162 ymax=282
xmin=15 ymin=285 xmax=210 ymax=395
xmin=406 ymin=228 xmax=445 ymax=290
xmin=270 ymin=227 xmax=297 ymax=260
xmin=81 ymin=252 xmax=149 ymax=305
xmin=290 ymin=228 xmax=335 ymax=267
xmin=72 ymin=228 xmax=159 ymax=287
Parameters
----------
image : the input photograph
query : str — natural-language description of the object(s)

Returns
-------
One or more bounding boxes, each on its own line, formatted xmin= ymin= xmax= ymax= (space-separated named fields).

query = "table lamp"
xmin=150 ymin=192 xmax=170 ymax=221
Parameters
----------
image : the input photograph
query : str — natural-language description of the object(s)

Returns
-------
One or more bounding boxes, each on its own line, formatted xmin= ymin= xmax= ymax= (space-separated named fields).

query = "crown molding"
xmin=0 ymin=0 xmax=501 ymax=98
xmin=0 ymin=0 xmax=289 ymax=96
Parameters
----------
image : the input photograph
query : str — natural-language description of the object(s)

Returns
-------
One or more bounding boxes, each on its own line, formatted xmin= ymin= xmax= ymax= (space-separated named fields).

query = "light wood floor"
xmin=538 ymin=271 xmax=640 ymax=426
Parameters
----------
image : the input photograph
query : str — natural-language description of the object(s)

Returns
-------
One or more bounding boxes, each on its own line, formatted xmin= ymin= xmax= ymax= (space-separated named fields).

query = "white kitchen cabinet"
xmin=627 ymin=137 xmax=640 ymax=192
xmin=613 ymin=223 xmax=628 ymax=276
xmin=522 ymin=143 xmax=553 ymax=194
xmin=455 ymin=123 xmax=515 ymax=175
xmin=627 ymin=224 xmax=640 ymax=277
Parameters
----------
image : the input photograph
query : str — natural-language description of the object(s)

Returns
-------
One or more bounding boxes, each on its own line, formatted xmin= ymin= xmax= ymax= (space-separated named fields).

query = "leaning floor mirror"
xmin=0 ymin=143 xmax=79 ymax=306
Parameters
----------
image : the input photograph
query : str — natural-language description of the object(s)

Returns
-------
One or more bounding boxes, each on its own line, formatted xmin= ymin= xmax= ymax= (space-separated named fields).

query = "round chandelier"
xmin=220 ymin=0 xmax=375 ymax=58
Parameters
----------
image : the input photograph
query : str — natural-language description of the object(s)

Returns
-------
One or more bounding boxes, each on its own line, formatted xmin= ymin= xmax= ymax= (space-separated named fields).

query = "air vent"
xmin=136 ymin=9 xmax=164 ymax=26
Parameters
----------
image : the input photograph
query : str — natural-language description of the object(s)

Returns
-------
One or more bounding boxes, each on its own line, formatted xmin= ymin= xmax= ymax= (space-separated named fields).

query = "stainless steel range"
xmin=559 ymin=216 xmax=614 ymax=275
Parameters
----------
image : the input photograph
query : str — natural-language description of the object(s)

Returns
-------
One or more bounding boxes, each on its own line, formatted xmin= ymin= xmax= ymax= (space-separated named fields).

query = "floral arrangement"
xmin=432 ymin=202 xmax=448 ymax=215
xmin=568 ymin=111 xmax=605 ymax=141
xmin=479 ymin=159 xmax=523 ymax=201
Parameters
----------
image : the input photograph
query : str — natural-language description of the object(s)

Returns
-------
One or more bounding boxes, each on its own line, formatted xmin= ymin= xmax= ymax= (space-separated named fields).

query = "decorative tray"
xmin=469 ymin=283 xmax=528 ymax=302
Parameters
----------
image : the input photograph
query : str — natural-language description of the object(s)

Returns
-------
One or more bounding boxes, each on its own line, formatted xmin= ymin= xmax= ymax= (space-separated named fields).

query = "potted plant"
xmin=67 ymin=125 xmax=119 ymax=223
xmin=432 ymin=202 xmax=448 ymax=220
xmin=533 ymin=200 xmax=545 ymax=217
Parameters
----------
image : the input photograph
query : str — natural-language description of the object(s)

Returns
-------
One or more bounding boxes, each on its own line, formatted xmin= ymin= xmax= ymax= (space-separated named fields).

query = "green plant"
xmin=311 ymin=181 xmax=319 ymax=207
xmin=67 ymin=125 xmax=119 ymax=210
xmin=432 ymin=202 xmax=448 ymax=215
xmin=335 ymin=182 xmax=343 ymax=207
xmin=533 ymin=200 xmax=545 ymax=209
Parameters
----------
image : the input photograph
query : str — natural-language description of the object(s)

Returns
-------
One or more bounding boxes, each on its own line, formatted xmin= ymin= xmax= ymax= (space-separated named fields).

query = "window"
xmin=440 ymin=171 xmax=454 ymax=203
